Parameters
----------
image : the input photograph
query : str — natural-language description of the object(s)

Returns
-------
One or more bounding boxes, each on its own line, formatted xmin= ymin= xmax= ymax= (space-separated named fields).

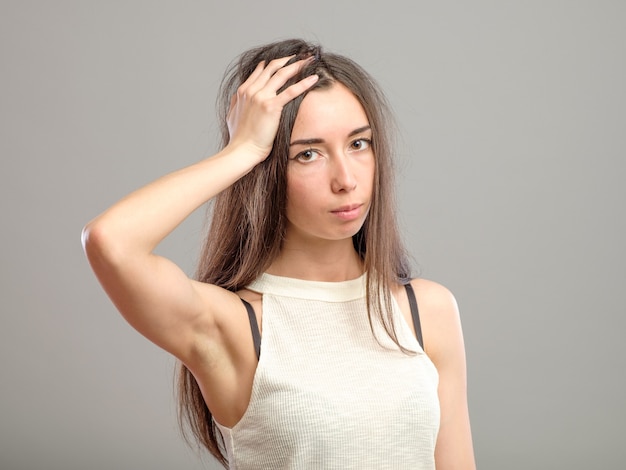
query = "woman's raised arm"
xmin=81 ymin=56 xmax=318 ymax=363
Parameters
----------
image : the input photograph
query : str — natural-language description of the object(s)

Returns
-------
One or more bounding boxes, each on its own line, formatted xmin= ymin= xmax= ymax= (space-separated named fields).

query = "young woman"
xmin=82 ymin=39 xmax=475 ymax=469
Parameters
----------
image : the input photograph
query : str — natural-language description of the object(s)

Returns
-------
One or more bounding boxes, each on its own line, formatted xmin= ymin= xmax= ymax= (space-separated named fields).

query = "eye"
xmin=294 ymin=148 xmax=320 ymax=162
xmin=350 ymin=138 xmax=371 ymax=151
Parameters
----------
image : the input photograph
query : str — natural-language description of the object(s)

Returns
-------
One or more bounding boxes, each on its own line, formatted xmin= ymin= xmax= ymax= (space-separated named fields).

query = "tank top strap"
xmin=240 ymin=298 xmax=261 ymax=360
xmin=403 ymin=282 xmax=424 ymax=350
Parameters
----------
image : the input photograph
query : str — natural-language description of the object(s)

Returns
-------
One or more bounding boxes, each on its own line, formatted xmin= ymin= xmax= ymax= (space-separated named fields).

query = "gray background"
xmin=1 ymin=1 xmax=624 ymax=469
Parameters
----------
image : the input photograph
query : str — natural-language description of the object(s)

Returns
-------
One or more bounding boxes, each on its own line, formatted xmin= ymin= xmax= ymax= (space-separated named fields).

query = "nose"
xmin=330 ymin=154 xmax=357 ymax=193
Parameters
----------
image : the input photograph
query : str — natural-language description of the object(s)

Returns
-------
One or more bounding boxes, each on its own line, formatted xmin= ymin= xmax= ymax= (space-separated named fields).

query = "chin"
xmin=332 ymin=220 xmax=367 ymax=241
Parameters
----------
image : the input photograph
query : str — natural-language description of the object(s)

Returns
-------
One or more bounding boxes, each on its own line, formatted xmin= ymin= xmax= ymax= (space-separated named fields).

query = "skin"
xmin=266 ymin=82 xmax=375 ymax=281
xmin=82 ymin=55 xmax=475 ymax=468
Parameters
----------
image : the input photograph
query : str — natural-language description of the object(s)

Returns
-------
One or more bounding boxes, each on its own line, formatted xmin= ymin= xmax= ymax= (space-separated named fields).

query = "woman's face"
xmin=285 ymin=82 xmax=375 ymax=245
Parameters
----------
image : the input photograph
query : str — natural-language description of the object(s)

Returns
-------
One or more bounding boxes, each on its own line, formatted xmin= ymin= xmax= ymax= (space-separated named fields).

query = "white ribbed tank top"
xmin=215 ymin=273 xmax=440 ymax=469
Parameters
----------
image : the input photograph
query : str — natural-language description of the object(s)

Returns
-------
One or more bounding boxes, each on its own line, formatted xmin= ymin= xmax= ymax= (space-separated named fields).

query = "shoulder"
xmin=409 ymin=278 xmax=465 ymax=364
xmin=410 ymin=278 xmax=459 ymax=315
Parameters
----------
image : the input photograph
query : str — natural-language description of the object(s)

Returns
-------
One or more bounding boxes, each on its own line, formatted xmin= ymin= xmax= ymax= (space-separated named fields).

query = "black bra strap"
xmin=242 ymin=288 xmax=420 ymax=359
xmin=403 ymin=282 xmax=424 ymax=350
xmin=240 ymin=299 xmax=261 ymax=360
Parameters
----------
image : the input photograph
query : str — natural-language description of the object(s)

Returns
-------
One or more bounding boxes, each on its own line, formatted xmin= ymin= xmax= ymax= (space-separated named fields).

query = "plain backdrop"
xmin=1 ymin=1 xmax=625 ymax=469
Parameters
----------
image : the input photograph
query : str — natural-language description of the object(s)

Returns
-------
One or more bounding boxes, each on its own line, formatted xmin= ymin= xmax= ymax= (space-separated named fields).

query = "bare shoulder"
xmin=409 ymin=278 xmax=465 ymax=362
xmin=410 ymin=278 xmax=459 ymax=320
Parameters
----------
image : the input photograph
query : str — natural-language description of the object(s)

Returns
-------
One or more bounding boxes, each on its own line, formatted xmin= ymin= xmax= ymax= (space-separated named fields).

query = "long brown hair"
xmin=177 ymin=39 xmax=412 ymax=466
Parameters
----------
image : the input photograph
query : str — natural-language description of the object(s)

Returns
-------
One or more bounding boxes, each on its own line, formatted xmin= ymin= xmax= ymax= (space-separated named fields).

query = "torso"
xmin=188 ymin=276 xmax=426 ymax=429
xmin=209 ymin=273 xmax=440 ymax=469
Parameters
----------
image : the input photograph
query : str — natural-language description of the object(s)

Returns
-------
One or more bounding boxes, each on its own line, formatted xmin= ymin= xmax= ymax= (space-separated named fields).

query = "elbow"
xmin=81 ymin=219 xmax=121 ymax=268
xmin=81 ymin=220 xmax=97 ymax=253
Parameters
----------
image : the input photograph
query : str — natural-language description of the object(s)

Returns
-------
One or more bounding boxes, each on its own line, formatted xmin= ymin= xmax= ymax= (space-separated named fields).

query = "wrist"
xmin=218 ymin=142 xmax=270 ymax=173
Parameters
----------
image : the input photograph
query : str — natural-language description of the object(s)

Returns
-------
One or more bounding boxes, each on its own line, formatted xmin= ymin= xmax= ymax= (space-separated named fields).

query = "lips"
xmin=330 ymin=203 xmax=364 ymax=221
xmin=331 ymin=203 xmax=362 ymax=213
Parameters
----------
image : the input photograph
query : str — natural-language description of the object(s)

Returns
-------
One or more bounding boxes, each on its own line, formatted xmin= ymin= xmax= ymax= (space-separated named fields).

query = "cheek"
xmin=361 ymin=159 xmax=376 ymax=195
xmin=286 ymin=177 xmax=315 ymax=214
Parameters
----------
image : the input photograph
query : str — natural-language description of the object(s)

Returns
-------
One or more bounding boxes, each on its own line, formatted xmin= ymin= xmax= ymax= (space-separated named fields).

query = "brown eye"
xmin=350 ymin=139 xmax=371 ymax=151
xmin=296 ymin=149 xmax=320 ymax=162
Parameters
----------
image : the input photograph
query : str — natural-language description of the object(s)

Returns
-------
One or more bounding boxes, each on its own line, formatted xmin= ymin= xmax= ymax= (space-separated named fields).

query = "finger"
xmin=257 ymin=55 xmax=296 ymax=81
xmin=274 ymin=74 xmax=319 ymax=106
xmin=235 ymin=61 xmax=266 ymax=99
xmin=243 ymin=55 xmax=300 ymax=96
xmin=235 ymin=57 xmax=288 ymax=101
xmin=264 ymin=56 xmax=315 ymax=92
xmin=244 ymin=60 xmax=266 ymax=86
xmin=227 ymin=92 xmax=237 ymax=118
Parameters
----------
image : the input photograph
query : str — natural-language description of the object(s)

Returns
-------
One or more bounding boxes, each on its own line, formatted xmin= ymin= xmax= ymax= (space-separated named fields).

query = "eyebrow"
xmin=289 ymin=125 xmax=371 ymax=146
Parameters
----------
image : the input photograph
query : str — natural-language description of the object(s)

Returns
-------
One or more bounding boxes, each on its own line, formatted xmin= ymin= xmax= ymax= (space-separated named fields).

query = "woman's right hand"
xmin=226 ymin=56 xmax=319 ymax=162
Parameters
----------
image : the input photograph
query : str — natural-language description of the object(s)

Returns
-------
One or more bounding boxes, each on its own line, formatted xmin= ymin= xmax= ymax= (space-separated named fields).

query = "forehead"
xmin=291 ymin=83 xmax=369 ymax=139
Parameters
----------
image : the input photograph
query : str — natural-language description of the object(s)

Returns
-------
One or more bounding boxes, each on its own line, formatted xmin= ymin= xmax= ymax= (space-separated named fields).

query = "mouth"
xmin=331 ymin=203 xmax=362 ymax=212
xmin=330 ymin=203 xmax=364 ymax=221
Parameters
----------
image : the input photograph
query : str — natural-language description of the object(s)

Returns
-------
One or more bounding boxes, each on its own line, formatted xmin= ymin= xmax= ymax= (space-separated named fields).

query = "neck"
xmin=266 ymin=236 xmax=364 ymax=282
